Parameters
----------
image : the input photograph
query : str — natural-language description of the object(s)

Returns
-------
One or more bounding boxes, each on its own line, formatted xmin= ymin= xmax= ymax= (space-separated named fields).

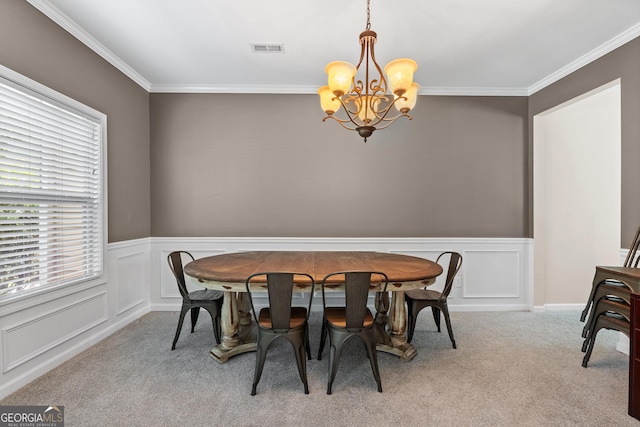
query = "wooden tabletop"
xmin=184 ymin=251 xmax=442 ymax=285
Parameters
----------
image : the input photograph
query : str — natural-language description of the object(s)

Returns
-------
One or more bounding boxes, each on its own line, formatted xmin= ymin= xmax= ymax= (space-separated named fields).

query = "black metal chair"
xmin=317 ymin=271 xmax=389 ymax=394
xmin=405 ymin=251 xmax=462 ymax=348
xmin=245 ymin=272 xmax=315 ymax=396
xmin=167 ymin=251 xmax=223 ymax=350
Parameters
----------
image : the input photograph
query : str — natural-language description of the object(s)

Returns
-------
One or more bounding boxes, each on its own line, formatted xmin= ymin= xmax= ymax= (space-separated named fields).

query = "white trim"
xmin=528 ymin=23 xmax=640 ymax=95
xmin=26 ymin=0 xmax=151 ymax=91
xmin=151 ymin=83 xmax=530 ymax=97
xmin=151 ymin=84 xmax=322 ymax=94
xmin=534 ymin=304 xmax=584 ymax=312
xmin=2 ymin=292 xmax=107 ymax=373
xmin=421 ymin=87 xmax=529 ymax=97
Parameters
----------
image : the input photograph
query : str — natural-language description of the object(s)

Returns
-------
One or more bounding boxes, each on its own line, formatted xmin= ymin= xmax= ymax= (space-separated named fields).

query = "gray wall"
xmin=0 ymin=1 xmax=151 ymax=243
xmin=150 ymin=94 xmax=528 ymax=237
xmin=529 ymin=37 xmax=640 ymax=248
xmin=6 ymin=1 xmax=639 ymax=243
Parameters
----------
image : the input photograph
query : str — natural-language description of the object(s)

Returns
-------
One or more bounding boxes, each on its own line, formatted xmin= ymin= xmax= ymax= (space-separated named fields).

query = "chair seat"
xmin=325 ymin=307 xmax=374 ymax=328
xmin=258 ymin=306 xmax=307 ymax=329
xmin=187 ymin=289 xmax=224 ymax=302
xmin=599 ymin=311 xmax=630 ymax=329
xmin=405 ymin=288 xmax=442 ymax=301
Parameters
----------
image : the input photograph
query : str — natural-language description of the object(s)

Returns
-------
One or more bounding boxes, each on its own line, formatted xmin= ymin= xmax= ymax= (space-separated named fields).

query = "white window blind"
xmin=0 ymin=75 xmax=104 ymax=297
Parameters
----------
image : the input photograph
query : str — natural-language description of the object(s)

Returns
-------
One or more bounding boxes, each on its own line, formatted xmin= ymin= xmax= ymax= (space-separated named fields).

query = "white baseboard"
xmin=534 ymin=303 xmax=584 ymax=312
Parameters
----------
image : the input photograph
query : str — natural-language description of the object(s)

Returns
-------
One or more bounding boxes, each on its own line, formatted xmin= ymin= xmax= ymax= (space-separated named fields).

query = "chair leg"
xmin=582 ymin=327 xmax=601 ymax=368
xmin=432 ymin=306 xmax=441 ymax=332
xmin=305 ymin=326 xmax=312 ymax=360
xmin=317 ymin=317 xmax=328 ymax=361
xmin=406 ymin=301 xmax=418 ymax=344
xmin=580 ymin=288 xmax=597 ymax=322
xmin=201 ymin=306 xmax=222 ymax=345
xmin=327 ymin=334 xmax=345 ymax=395
xmin=251 ymin=332 xmax=274 ymax=396
xmin=213 ymin=315 xmax=221 ymax=345
xmin=190 ymin=307 xmax=200 ymax=333
xmin=172 ymin=305 xmax=190 ymax=350
xmin=363 ymin=335 xmax=382 ymax=393
xmin=291 ymin=338 xmax=310 ymax=394
xmin=440 ymin=304 xmax=456 ymax=349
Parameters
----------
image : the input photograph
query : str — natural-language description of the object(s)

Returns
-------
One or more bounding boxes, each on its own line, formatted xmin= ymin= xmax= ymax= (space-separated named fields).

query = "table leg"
xmin=210 ymin=291 xmax=257 ymax=363
xmin=374 ymin=291 xmax=392 ymax=346
xmin=375 ymin=290 xmax=417 ymax=361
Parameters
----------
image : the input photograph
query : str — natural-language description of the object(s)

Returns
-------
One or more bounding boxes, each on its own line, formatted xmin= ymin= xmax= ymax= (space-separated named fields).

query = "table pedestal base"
xmin=210 ymin=342 xmax=256 ymax=363
xmin=210 ymin=291 xmax=256 ymax=364
xmin=373 ymin=290 xmax=417 ymax=361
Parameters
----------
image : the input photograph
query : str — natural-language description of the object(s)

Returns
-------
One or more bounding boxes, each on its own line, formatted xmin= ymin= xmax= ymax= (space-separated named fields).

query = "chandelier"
xmin=318 ymin=0 xmax=419 ymax=142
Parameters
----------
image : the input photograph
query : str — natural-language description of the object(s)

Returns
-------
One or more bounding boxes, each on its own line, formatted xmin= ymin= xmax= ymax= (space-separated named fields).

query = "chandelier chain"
xmin=366 ymin=0 xmax=371 ymax=30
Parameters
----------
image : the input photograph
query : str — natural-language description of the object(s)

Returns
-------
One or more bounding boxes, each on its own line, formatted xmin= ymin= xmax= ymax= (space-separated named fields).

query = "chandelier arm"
xmin=367 ymin=43 xmax=387 ymax=94
xmin=365 ymin=94 xmax=409 ymax=125
xmin=324 ymin=96 xmax=366 ymax=129
xmin=370 ymin=113 xmax=413 ymax=131
xmin=321 ymin=114 xmax=359 ymax=131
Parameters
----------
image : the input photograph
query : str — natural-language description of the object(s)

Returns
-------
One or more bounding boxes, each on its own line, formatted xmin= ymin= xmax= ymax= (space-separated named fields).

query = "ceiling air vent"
xmin=251 ymin=43 xmax=285 ymax=53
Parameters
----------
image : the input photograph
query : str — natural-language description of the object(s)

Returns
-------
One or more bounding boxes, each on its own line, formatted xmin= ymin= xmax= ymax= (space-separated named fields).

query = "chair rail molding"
xmin=150 ymin=236 xmax=534 ymax=312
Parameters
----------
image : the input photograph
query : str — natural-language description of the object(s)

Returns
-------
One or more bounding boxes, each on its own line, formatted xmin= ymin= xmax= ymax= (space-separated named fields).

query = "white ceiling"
xmin=28 ymin=0 xmax=640 ymax=95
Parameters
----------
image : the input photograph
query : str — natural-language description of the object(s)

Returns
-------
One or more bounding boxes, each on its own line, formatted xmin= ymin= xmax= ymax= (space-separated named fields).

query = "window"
xmin=0 ymin=67 xmax=106 ymax=298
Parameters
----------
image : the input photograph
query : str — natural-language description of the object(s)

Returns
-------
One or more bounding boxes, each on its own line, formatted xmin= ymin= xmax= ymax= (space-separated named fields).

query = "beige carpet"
xmin=1 ymin=310 xmax=636 ymax=426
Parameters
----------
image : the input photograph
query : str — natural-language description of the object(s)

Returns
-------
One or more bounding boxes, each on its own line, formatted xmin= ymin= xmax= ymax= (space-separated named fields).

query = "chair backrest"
xmin=245 ymin=272 xmax=315 ymax=333
xmin=168 ymin=251 xmax=195 ymax=302
xmin=624 ymin=226 xmax=640 ymax=268
xmin=322 ymin=271 xmax=389 ymax=331
xmin=437 ymin=251 xmax=463 ymax=300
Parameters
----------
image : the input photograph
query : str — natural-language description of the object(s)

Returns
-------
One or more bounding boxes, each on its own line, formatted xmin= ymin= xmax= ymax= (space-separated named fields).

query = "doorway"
xmin=533 ymin=80 xmax=621 ymax=307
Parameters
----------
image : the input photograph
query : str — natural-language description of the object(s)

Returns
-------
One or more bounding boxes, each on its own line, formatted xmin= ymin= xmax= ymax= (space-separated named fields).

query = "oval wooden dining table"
xmin=184 ymin=250 xmax=442 ymax=363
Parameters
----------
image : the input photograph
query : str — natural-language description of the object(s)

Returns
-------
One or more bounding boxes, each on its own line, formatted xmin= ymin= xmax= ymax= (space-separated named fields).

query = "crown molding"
xmin=27 ymin=0 xmax=152 ymax=92
xmin=421 ymin=87 xmax=529 ymax=97
xmin=149 ymin=84 xmax=320 ymax=94
xmin=27 ymin=0 xmax=640 ymax=97
xmin=527 ymin=22 xmax=640 ymax=95
xmin=151 ymin=83 xmax=529 ymax=96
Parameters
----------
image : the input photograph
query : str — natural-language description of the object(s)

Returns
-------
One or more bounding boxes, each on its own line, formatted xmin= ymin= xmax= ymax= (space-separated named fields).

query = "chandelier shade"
xmin=318 ymin=0 xmax=419 ymax=142
xmin=384 ymin=59 xmax=418 ymax=96
xmin=394 ymin=82 xmax=420 ymax=113
xmin=326 ymin=61 xmax=357 ymax=97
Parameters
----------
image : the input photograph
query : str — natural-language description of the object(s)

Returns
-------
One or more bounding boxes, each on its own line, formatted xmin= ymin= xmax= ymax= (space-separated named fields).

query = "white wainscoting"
xmin=150 ymin=237 xmax=534 ymax=312
xmin=0 ymin=238 xmax=151 ymax=399
xmin=0 ymin=236 xmax=532 ymax=399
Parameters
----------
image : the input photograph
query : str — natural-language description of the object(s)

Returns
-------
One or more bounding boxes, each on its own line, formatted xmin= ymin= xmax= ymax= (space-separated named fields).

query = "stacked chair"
xmin=580 ymin=226 xmax=640 ymax=367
